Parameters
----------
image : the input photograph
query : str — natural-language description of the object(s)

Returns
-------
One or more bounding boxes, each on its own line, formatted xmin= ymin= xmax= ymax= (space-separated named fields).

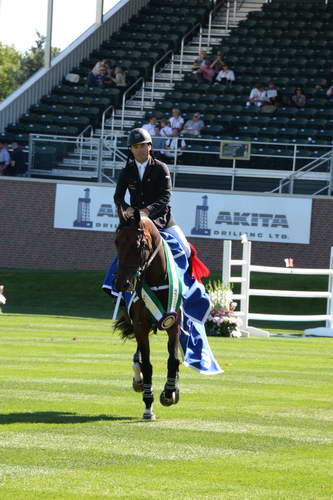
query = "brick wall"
xmin=1 ymin=177 xmax=332 ymax=270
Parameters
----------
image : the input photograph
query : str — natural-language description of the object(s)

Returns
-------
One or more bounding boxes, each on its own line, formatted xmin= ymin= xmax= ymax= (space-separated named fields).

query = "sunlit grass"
xmin=0 ymin=313 xmax=332 ymax=499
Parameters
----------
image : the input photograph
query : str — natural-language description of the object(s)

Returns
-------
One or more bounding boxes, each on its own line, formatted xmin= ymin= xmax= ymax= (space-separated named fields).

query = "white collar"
xmin=135 ymin=159 xmax=149 ymax=169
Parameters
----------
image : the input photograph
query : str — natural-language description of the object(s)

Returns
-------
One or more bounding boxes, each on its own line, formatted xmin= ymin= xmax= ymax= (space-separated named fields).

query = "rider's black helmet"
xmin=128 ymin=128 xmax=152 ymax=147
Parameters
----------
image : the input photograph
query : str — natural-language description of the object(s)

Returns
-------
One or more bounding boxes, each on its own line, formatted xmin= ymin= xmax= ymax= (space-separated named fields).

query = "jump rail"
xmin=222 ymin=240 xmax=333 ymax=329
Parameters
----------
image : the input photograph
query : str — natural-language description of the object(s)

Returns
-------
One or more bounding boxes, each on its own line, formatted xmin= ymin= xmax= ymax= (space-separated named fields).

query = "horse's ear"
xmin=118 ymin=206 xmax=126 ymax=222
xmin=134 ymin=208 xmax=141 ymax=224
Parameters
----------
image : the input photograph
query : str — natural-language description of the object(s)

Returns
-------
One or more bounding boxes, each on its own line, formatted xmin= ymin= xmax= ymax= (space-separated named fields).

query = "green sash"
xmin=141 ymin=239 xmax=182 ymax=329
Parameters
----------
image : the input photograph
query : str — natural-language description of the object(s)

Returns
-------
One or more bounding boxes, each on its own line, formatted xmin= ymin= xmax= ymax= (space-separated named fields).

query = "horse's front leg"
xmin=132 ymin=347 xmax=144 ymax=393
xmin=160 ymin=325 xmax=180 ymax=407
xmin=132 ymin=308 xmax=155 ymax=420
xmin=135 ymin=332 xmax=155 ymax=420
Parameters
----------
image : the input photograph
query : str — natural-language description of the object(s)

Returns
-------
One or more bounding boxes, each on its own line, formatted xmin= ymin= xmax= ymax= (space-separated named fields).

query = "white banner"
xmin=54 ymin=184 xmax=312 ymax=244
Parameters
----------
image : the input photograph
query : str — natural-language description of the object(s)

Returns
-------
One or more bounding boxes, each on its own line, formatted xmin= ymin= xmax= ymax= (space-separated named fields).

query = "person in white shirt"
xmin=215 ymin=65 xmax=235 ymax=84
xmin=160 ymin=118 xmax=173 ymax=138
xmin=162 ymin=128 xmax=186 ymax=158
xmin=263 ymin=81 xmax=281 ymax=105
xmin=168 ymin=108 xmax=184 ymax=130
xmin=246 ymin=83 xmax=268 ymax=108
xmin=142 ymin=116 xmax=158 ymax=136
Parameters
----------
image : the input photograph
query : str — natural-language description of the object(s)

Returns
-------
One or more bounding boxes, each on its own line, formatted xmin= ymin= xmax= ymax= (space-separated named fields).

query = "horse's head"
xmin=115 ymin=208 xmax=153 ymax=292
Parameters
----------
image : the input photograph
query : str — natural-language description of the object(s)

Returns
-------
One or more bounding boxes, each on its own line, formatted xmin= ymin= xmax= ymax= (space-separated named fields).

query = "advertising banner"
xmin=54 ymin=184 xmax=312 ymax=244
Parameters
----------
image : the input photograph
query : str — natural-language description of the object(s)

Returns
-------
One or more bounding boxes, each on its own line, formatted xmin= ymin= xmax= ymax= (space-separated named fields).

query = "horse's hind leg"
xmin=160 ymin=326 xmax=180 ymax=407
xmin=132 ymin=348 xmax=143 ymax=392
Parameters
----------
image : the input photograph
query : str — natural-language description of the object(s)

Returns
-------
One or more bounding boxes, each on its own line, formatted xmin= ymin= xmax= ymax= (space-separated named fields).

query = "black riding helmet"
xmin=127 ymin=128 xmax=152 ymax=147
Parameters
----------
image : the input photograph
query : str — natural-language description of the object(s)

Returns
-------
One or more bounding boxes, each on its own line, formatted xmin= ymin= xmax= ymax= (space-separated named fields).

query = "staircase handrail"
xmin=179 ymin=23 xmax=202 ymax=76
xmin=101 ymin=104 xmax=114 ymax=138
xmin=271 ymin=149 xmax=333 ymax=194
xmin=151 ymin=50 xmax=174 ymax=102
xmin=207 ymin=1 xmax=226 ymax=47
xmin=77 ymin=124 xmax=94 ymax=170
xmin=121 ymin=77 xmax=145 ymax=129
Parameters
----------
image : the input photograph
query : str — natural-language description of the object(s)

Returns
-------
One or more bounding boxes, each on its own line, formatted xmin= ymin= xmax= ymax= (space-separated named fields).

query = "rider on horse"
xmin=114 ymin=127 xmax=191 ymax=259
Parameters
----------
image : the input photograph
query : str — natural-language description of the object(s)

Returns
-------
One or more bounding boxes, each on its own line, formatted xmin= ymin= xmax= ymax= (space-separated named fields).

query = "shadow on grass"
xmin=0 ymin=411 xmax=135 ymax=425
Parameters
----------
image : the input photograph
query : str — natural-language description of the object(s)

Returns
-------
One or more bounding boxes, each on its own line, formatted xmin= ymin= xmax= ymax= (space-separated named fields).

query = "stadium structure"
xmin=1 ymin=0 xmax=333 ymax=194
xmin=1 ymin=0 xmax=333 ymax=273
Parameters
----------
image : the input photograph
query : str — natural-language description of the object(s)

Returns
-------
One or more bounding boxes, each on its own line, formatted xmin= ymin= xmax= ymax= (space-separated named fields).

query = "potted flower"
xmin=206 ymin=281 xmax=242 ymax=337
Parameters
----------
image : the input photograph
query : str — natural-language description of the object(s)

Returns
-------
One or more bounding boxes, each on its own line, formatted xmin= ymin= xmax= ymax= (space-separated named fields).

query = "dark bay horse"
xmin=114 ymin=208 xmax=180 ymax=420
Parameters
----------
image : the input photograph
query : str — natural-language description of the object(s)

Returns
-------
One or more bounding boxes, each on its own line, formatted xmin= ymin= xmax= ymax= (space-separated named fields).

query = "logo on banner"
xmin=73 ymin=188 xmax=93 ymax=228
xmin=73 ymin=188 xmax=118 ymax=229
xmin=191 ymin=195 xmax=211 ymax=236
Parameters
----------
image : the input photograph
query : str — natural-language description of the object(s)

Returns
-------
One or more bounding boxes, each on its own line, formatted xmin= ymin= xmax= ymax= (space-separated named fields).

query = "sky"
xmin=0 ymin=0 xmax=120 ymax=53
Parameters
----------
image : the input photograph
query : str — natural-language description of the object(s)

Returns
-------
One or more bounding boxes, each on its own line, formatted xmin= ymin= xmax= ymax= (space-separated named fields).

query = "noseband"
xmin=117 ymin=223 xmax=163 ymax=290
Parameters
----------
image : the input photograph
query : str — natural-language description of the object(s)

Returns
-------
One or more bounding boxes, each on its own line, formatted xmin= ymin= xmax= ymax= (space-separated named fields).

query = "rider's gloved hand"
xmin=124 ymin=207 xmax=134 ymax=219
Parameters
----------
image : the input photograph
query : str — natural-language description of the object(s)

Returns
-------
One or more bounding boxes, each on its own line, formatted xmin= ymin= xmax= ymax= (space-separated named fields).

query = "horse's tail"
xmin=114 ymin=309 xmax=135 ymax=340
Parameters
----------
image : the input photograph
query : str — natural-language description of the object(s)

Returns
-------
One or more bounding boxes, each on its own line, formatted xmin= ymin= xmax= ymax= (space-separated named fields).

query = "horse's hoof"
xmin=132 ymin=377 xmax=144 ymax=392
xmin=142 ymin=410 xmax=156 ymax=421
xmin=160 ymin=389 xmax=179 ymax=407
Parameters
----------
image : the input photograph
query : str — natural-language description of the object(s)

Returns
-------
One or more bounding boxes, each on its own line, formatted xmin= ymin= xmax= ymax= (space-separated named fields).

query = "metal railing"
xmin=120 ymin=77 xmax=145 ymax=129
xmin=207 ymin=1 xmax=225 ymax=47
xmin=151 ymin=50 xmax=174 ymax=102
xmin=27 ymin=133 xmax=333 ymax=196
xmin=101 ymin=104 xmax=114 ymax=138
xmin=179 ymin=23 xmax=202 ymax=76
xmin=77 ymin=125 xmax=94 ymax=169
xmin=272 ymin=150 xmax=333 ymax=195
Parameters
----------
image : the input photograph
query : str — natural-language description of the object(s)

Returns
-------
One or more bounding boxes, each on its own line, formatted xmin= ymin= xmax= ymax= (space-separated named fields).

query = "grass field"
xmin=0 ymin=269 xmax=332 ymax=499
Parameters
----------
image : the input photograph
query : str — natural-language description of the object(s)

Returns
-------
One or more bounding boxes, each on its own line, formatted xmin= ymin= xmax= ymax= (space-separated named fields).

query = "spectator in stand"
xmin=142 ymin=115 xmax=158 ymax=136
xmin=151 ymin=125 xmax=166 ymax=158
xmin=215 ymin=64 xmax=235 ymax=85
xmin=160 ymin=118 xmax=173 ymax=138
xmin=162 ymin=128 xmax=186 ymax=159
xmin=110 ymin=66 xmax=127 ymax=88
xmin=87 ymin=65 xmax=111 ymax=88
xmin=182 ymin=112 xmax=205 ymax=136
xmin=92 ymin=59 xmax=113 ymax=76
xmin=315 ymin=79 xmax=329 ymax=92
xmin=264 ymin=81 xmax=281 ymax=106
xmin=0 ymin=142 xmax=11 ymax=175
xmin=327 ymin=85 xmax=333 ymax=99
xmin=291 ymin=87 xmax=306 ymax=108
xmin=168 ymin=108 xmax=184 ymax=130
xmin=8 ymin=142 xmax=26 ymax=176
xmin=196 ymin=60 xmax=216 ymax=83
xmin=210 ymin=51 xmax=225 ymax=74
xmin=192 ymin=51 xmax=208 ymax=73
xmin=246 ymin=83 xmax=267 ymax=108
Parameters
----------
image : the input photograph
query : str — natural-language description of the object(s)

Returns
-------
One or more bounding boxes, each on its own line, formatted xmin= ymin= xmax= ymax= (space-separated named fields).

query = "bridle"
xmin=116 ymin=222 xmax=163 ymax=291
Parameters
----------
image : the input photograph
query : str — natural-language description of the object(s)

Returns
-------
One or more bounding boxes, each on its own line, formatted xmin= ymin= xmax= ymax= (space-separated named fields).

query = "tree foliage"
xmin=0 ymin=43 xmax=22 ymax=101
xmin=0 ymin=33 xmax=60 ymax=102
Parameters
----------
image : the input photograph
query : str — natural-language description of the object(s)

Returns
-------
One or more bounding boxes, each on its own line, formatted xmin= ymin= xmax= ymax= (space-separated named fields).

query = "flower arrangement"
xmin=206 ymin=281 xmax=242 ymax=337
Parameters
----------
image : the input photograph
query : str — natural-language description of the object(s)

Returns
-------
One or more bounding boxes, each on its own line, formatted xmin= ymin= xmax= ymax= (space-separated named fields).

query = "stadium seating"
xmin=148 ymin=0 xmax=333 ymax=150
xmin=3 ymin=0 xmax=209 ymax=146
